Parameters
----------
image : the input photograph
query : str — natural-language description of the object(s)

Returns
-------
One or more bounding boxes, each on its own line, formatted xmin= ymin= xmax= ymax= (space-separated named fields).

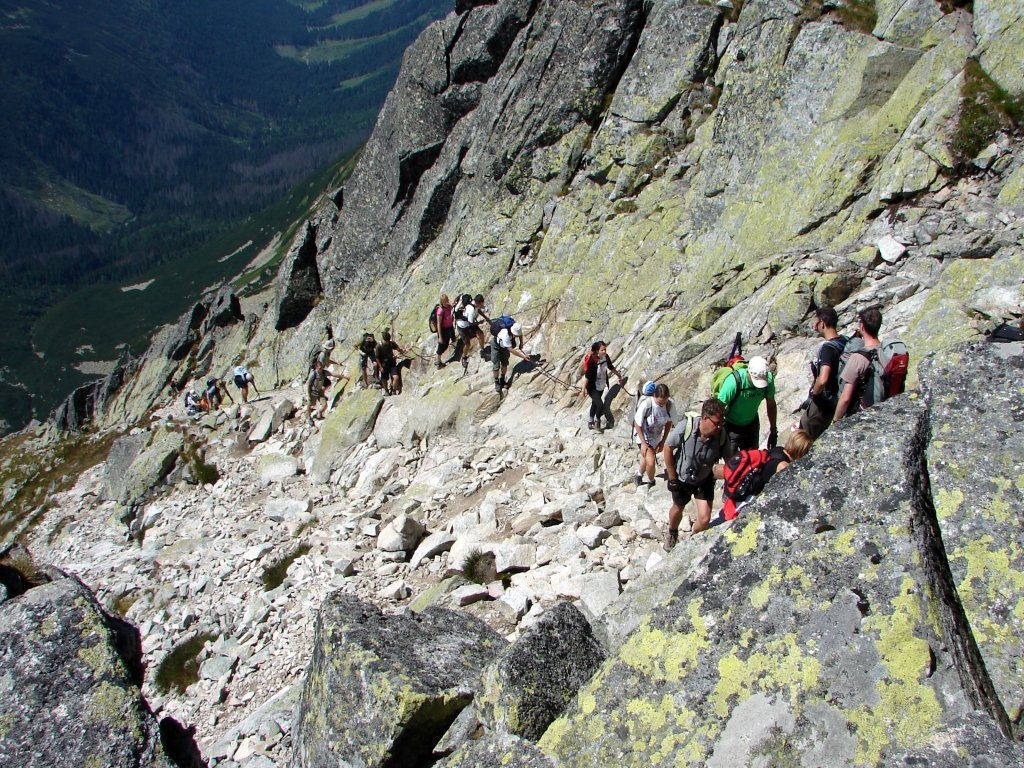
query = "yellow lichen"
xmin=934 ymin=488 xmax=964 ymax=521
xmin=725 ymin=516 xmax=760 ymax=557
xmin=711 ymin=634 xmax=823 ymax=718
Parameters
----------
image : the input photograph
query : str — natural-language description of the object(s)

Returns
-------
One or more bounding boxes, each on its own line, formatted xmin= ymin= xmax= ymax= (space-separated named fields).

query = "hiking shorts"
xmin=458 ymin=325 xmax=478 ymax=344
xmin=379 ymin=360 xmax=398 ymax=379
xmin=725 ymin=419 xmax=759 ymax=451
xmin=799 ymin=396 xmax=836 ymax=440
xmin=233 ymin=374 xmax=247 ymax=389
xmin=436 ymin=326 xmax=455 ymax=355
xmin=491 ymin=344 xmax=510 ymax=370
xmin=670 ymin=475 xmax=715 ymax=508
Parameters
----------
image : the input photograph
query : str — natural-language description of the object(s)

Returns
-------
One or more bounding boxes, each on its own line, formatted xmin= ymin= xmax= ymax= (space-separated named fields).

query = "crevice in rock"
xmin=908 ymin=406 xmax=1013 ymax=738
xmin=411 ymin=146 xmax=467 ymax=259
xmin=394 ymin=142 xmax=447 ymax=210
xmin=275 ymin=223 xmax=323 ymax=332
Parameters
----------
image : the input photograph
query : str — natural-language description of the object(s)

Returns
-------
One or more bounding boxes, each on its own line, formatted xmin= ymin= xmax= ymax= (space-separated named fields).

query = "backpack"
xmin=490 ymin=315 xmax=515 ymax=338
xmin=710 ymin=358 xmax=748 ymax=402
xmin=838 ymin=338 xmax=909 ymax=413
xmin=428 ymin=304 xmax=440 ymax=333
xmin=670 ymin=412 xmax=728 ymax=473
xmin=359 ymin=334 xmax=376 ymax=356
xmin=453 ymin=294 xmax=472 ymax=323
xmin=184 ymin=390 xmax=200 ymax=414
xmin=810 ymin=336 xmax=848 ymax=401
xmin=721 ymin=448 xmax=771 ymax=520
xmin=307 ymin=343 xmax=323 ymax=371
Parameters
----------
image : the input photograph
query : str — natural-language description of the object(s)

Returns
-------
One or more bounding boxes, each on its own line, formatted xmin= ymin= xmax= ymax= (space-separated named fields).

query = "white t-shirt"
xmin=593 ymin=359 xmax=610 ymax=392
xmin=495 ymin=328 xmax=516 ymax=350
xmin=634 ymin=398 xmax=674 ymax=445
xmin=457 ymin=304 xmax=479 ymax=330
xmin=233 ymin=365 xmax=249 ymax=379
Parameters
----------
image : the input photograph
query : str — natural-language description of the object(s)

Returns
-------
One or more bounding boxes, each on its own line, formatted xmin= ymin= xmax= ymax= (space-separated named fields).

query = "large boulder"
xmin=104 ymin=428 xmax=184 ymax=511
xmin=0 ymin=572 xmax=177 ymax=768
xmin=538 ymin=391 xmax=1021 ymax=765
xmin=476 ymin=602 xmax=605 ymax=741
xmin=292 ymin=593 xmax=508 ymax=768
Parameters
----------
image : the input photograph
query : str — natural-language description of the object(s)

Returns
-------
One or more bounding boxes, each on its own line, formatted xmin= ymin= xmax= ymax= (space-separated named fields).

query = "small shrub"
xmin=154 ymin=633 xmax=217 ymax=695
xmin=951 ymin=59 xmax=1023 ymax=165
xmin=111 ymin=592 xmax=139 ymax=617
xmin=182 ymin=440 xmax=219 ymax=485
xmin=835 ymin=0 xmax=877 ymax=34
xmin=460 ymin=548 xmax=497 ymax=585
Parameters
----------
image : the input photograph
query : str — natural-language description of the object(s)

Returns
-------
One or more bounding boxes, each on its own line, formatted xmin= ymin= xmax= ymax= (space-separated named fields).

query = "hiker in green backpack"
xmin=716 ymin=355 xmax=778 ymax=451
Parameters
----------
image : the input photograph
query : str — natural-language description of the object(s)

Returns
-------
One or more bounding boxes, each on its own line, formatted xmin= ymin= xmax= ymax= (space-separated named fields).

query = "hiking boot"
xmin=588 ymin=421 xmax=597 ymax=431
xmin=494 ymin=379 xmax=503 ymax=393
xmin=436 ymin=360 xmax=446 ymax=369
xmin=647 ymin=478 xmax=656 ymax=488
xmin=663 ymin=528 xmax=678 ymax=552
xmin=633 ymin=474 xmax=643 ymax=488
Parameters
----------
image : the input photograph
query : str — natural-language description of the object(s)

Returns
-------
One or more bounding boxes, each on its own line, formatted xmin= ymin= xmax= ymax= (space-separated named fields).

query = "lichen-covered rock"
xmin=307 ymin=388 xmax=385 ymax=483
xmin=921 ymin=340 xmax=1024 ymax=724
xmin=292 ymin=593 xmax=508 ymax=768
xmin=0 ymin=573 xmax=174 ymax=768
xmin=476 ymin=602 xmax=605 ymax=741
xmin=103 ymin=428 xmax=183 ymax=509
xmin=436 ymin=731 xmax=556 ymax=767
xmin=538 ymin=397 xmax=1014 ymax=766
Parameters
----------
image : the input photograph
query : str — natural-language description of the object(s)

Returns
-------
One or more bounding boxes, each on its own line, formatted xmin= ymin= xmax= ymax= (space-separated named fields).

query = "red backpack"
xmin=722 ymin=448 xmax=771 ymax=520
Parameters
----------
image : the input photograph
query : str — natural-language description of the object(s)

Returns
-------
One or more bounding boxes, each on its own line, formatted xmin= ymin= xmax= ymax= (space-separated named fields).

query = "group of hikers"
xmin=182 ymin=294 xmax=908 ymax=550
xmin=617 ymin=304 xmax=908 ymax=549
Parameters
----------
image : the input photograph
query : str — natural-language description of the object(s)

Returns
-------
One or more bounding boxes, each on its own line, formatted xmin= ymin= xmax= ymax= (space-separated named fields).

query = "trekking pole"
xmin=729 ymin=332 xmax=742 ymax=361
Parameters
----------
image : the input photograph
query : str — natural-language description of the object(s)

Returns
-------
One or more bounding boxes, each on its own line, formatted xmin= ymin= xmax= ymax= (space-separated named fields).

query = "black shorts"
xmin=671 ymin=475 xmax=715 ymax=507
xmin=233 ymin=374 xmax=247 ymax=389
xmin=379 ymin=360 xmax=397 ymax=379
xmin=458 ymin=325 xmax=478 ymax=343
xmin=725 ymin=419 xmax=759 ymax=451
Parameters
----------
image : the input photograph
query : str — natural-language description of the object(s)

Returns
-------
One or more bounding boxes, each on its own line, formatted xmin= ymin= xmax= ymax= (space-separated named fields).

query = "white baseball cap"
xmin=747 ymin=356 xmax=770 ymax=388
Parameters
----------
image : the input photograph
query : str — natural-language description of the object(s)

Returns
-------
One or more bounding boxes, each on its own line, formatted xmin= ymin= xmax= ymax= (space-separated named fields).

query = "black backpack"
xmin=428 ymin=304 xmax=440 ymax=333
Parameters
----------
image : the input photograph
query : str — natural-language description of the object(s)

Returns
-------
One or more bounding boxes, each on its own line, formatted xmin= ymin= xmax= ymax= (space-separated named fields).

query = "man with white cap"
xmin=715 ymin=355 xmax=778 ymax=450
xmin=492 ymin=321 xmax=529 ymax=393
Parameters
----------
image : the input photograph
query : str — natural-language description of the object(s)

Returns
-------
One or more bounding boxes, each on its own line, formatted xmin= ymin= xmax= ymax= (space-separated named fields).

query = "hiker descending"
xmin=355 ymin=333 xmax=380 ymax=389
xmin=716 ymin=428 xmax=812 ymax=521
xmin=201 ymin=378 xmax=233 ymax=411
xmin=490 ymin=318 xmax=529 ymax=393
xmin=579 ymin=341 xmax=623 ymax=432
xmin=797 ymin=306 xmax=846 ymax=440
xmin=715 ymin=355 xmax=778 ymax=451
xmin=375 ymin=331 xmax=411 ymax=396
xmin=432 ymin=294 xmax=456 ymax=369
xmin=833 ymin=307 xmax=909 ymax=422
xmin=232 ymin=364 xmax=256 ymax=403
xmin=663 ymin=398 xmax=734 ymax=548
xmin=633 ymin=383 xmax=676 ymax=488
xmin=451 ymin=293 xmax=490 ymax=370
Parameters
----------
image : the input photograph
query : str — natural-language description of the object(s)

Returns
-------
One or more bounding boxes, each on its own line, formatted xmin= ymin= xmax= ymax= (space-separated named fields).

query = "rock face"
xmin=0 ymin=571 xmax=176 ymax=768
xmin=292 ymin=593 xmax=508 ymax=768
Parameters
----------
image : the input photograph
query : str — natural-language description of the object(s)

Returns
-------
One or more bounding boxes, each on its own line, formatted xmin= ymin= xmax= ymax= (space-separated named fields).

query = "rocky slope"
xmin=2 ymin=0 xmax=1024 ymax=766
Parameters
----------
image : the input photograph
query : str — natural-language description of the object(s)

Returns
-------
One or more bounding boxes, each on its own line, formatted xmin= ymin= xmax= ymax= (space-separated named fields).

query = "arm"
xmin=810 ymin=364 xmax=831 ymax=397
xmin=712 ymin=463 xmax=725 ymax=480
xmin=766 ymin=397 xmax=777 ymax=431
xmin=663 ymin=441 xmax=677 ymax=482
xmin=657 ymin=420 xmax=672 ymax=451
xmin=833 ymin=381 xmax=855 ymax=421
xmin=511 ymin=347 xmax=531 ymax=362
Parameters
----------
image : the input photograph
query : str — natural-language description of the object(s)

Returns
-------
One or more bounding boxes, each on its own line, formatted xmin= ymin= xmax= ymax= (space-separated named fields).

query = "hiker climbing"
xmin=232 ymin=364 xmax=257 ymax=403
xmin=375 ymin=331 xmax=411 ymax=396
xmin=490 ymin=318 xmax=529 ymax=394
xmin=715 ymin=428 xmax=812 ymax=521
xmin=633 ymin=383 xmax=675 ymax=488
xmin=797 ymin=306 xmax=846 ymax=440
xmin=715 ymin=354 xmax=778 ymax=451
xmin=202 ymin=378 xmax=233 ymax=411
xmin=432 ymin=294 xmax=456 ymax=369
xmin=451 ymin=293 xmax=490 ymax=371
xmin=306 ymin=358 xmax=343 ymax=425
xmin=310 ymin=338 xmax=336 ymax=371
xmin=355 ymin=333 xmax=380 ymax=389
xmin=833 ymin=307 xmax=909 ymax=422
xmin=663 ymin=398 xmax=733 ymax=548
xmin=579 ymin=341 xmax=623 ymax=432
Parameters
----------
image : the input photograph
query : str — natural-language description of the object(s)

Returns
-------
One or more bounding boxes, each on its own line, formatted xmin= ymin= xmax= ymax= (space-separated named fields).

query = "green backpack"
xmin=710 ymin=359 xmax=748 ymax=402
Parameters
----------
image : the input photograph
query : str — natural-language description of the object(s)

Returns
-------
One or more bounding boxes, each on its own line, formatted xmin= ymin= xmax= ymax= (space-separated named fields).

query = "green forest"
xmin=0 ymin=0 xmax=450 ymax=432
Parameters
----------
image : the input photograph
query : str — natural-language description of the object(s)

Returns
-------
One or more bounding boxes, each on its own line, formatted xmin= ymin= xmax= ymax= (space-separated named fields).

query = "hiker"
xmin=798 ymin=306 xmax=846 ymax=439
xmin=580 ymin=341 xmax=623 ymax=432
xmin=305 ymin=358 xmax=333 ymax=424
xmin=312 ymin=338 xmax=336 ymax=370
xmin=715 ymin=428 xmax=813 ymax=521
xmin=832 ymin=307 xmax=908 ymax=421
xmin=451 ymin=294 xmax=490 ymax=368
xmin=633 ymin=383 xmax=675 ymax=488
xmin=232 ymin=364 xmax=256 ymax=403
xmin=434 ymin=294 xmax=456 ymax=369
xmin=716 ymin=355 xmax=778 ymax=451
xmin=663 ymin=398 xmax=733 ymax=547
xmin=376 ymin=331 xmax=411 ymax=396
xmin=184 ymin=390 xmax=202 ymax=416
xmin=491 ymin=320 xmax=529 ymax=393
xmin=355 ymin=333 xmax=380 ymax=389
xmin=202 ymin=378 xmax=233 ymax=411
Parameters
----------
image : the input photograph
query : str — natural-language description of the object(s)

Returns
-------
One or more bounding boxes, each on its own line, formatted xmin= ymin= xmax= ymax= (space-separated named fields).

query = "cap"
xmin=642 ymin=380 xmax=656 ymax=396
xmin=747 ymin=356 xmax=770 ymax=388
xmin=511 ymin=322 xmax=522 ymax=336
xmin=323 ymin=339 xmax=336 ymax=351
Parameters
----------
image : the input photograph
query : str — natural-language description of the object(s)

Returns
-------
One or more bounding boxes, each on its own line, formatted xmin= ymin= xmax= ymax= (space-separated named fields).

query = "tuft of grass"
xmin=835 ymin=0 xmax=877 ymax=34
xmin=111 ymin=592 xmax=139 ymax=618
xmin=950 ymin=59 xmax=1023 ymax=165
xmin=182 ymin=440 xmax=219 ymax=486
xmin=261 ymin=544 xmax=313 ymax=591
xmin=460 ymin=548 xmax=497 ymax=585
xmin=153 ymin=633 xmax=218 ymax=695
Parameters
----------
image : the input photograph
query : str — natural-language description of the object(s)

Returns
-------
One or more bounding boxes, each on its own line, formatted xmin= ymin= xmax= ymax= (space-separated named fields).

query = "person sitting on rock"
xmin=663 ymin=398 xmax=733 ymax=548
xmin=633 ymin=383 xmax=675 ymax=488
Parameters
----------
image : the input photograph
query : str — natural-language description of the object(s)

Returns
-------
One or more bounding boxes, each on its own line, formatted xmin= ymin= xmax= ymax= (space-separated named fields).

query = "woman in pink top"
xmin=435 ymin=294 xmax=455 ymax=368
